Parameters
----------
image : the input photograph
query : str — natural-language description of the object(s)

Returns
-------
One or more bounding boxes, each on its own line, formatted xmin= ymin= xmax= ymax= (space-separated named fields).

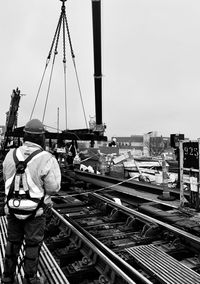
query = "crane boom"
xmin=5 ymin=88 xmax=21 ymax=133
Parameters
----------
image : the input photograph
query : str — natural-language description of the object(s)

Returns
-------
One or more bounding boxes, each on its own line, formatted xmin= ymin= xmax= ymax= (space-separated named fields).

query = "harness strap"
xmin=13 ymin=148 xmax=43 ymax=167
xmin=9 ymin=200 xmax=45 ymax=216
xmin=6 ymin=148 xmax=44 ymax=217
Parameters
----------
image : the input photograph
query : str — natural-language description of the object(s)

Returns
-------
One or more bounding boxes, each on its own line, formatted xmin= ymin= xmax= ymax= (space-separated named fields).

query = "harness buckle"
xmin=12 ymin=198 xmax=21 ymax=208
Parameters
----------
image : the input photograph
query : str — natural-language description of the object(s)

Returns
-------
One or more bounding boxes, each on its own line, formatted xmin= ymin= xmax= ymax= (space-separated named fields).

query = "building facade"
xmin=112 ymin=135 xmax=144 ymax=156
xmin=112 ymin=133 xmax=173 ymax=158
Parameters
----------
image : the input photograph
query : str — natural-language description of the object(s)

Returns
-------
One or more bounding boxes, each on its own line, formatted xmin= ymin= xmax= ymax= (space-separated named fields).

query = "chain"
xmin=64 ymin=10 xmax=88 ymax=128
xmin=32 ymin=0 xmax=87 ymax=128
xmin=42 ymin=12 xmax=62 ymax=123
xmin=64 ymin=12 xmax=75 ymax=59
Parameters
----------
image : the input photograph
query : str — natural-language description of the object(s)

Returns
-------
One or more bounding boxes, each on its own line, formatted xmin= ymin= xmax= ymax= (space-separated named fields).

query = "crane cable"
xmin=62 ymin=6 xmax=68 ymax=130
xmin=30 ymin=10 xmax=63 ymax=121
xmin=63 ymin=11 xmax=88 ymax=128
xmin=30 ymin=0 xmax=88 ymax=129
xmin=42 ymin=10 xmax=62 ymax=124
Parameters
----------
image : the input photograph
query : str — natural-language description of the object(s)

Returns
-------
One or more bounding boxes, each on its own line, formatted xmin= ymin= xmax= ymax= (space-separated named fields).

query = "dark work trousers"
xmin=3 ymin=214 xmax=46 ymax=278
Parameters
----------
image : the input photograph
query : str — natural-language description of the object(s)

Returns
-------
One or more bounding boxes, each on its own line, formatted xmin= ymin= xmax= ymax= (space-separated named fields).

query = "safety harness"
xmin=6 ymin=148 xmax=45 ymax=220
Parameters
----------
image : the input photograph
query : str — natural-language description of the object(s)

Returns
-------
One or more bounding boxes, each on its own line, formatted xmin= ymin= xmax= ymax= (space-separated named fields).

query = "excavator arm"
xmin=2 ymin=88 xmax=21 ymax=151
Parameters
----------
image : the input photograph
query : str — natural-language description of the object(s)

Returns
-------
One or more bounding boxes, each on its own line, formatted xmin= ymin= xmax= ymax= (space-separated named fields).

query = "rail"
xmin=0 ymin=216 xmax=69 ymax=284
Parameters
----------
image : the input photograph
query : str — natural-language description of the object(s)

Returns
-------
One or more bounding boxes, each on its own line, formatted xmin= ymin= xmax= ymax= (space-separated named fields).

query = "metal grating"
xmin=126 ymin=244 xmax=200 ymax=284
xmin=0 ymin=216 xmax=69 ymax=284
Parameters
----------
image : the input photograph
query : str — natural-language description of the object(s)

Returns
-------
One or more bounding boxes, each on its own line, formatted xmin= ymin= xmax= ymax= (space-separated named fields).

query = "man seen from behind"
xmin=1 ymin=118 xmax=61 ymax=284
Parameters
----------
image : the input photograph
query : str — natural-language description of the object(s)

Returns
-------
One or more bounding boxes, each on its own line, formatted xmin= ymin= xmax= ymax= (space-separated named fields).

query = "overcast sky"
xmin=1 ymin=0 xmax=200 ymax=140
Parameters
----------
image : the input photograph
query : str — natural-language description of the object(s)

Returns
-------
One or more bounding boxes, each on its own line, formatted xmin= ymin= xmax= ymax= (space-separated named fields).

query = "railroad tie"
xmin=126 ymin=244 xmax=200 ymax=284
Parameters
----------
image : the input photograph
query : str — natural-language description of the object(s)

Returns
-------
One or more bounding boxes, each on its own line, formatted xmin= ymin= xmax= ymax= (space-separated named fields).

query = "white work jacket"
xmin=3 ymin=141 xmax=61 ymax=207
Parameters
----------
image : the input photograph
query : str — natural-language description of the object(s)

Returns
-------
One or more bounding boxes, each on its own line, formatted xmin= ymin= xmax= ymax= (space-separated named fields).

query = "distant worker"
xmin=1 ymin=118 xmax=61 ymax=284
xmin=108 ymin=137 xmax=117 ymax=147
xmin=66 ymin=140 xmax=78 ymax=170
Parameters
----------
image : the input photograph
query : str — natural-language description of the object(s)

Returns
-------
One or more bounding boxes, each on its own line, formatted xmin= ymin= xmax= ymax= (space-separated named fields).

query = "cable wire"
xmin=64 ymin=13 xmax=88 ymax=128
xmin=30 ymin=11 xmax=63 ymax=120
xmin=29 ymin=58 xmax=49 ymax=120
xmin=42 ymin=16 xmax=62 ymax=123
xmin=31 ymin=0 xmax=88 ymax=130
xmin=62 ymin=10 xmax=68 ymax=129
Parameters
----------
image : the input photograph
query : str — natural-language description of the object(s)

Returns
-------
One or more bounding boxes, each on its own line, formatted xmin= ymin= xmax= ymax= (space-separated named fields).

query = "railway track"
xmin=61 ymin=169 xmax=200 ymax=237
xmin=50 ymin=189 xmax=200 ymax=284
xmin=1 ymin=169 xmax=200 ymax=283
